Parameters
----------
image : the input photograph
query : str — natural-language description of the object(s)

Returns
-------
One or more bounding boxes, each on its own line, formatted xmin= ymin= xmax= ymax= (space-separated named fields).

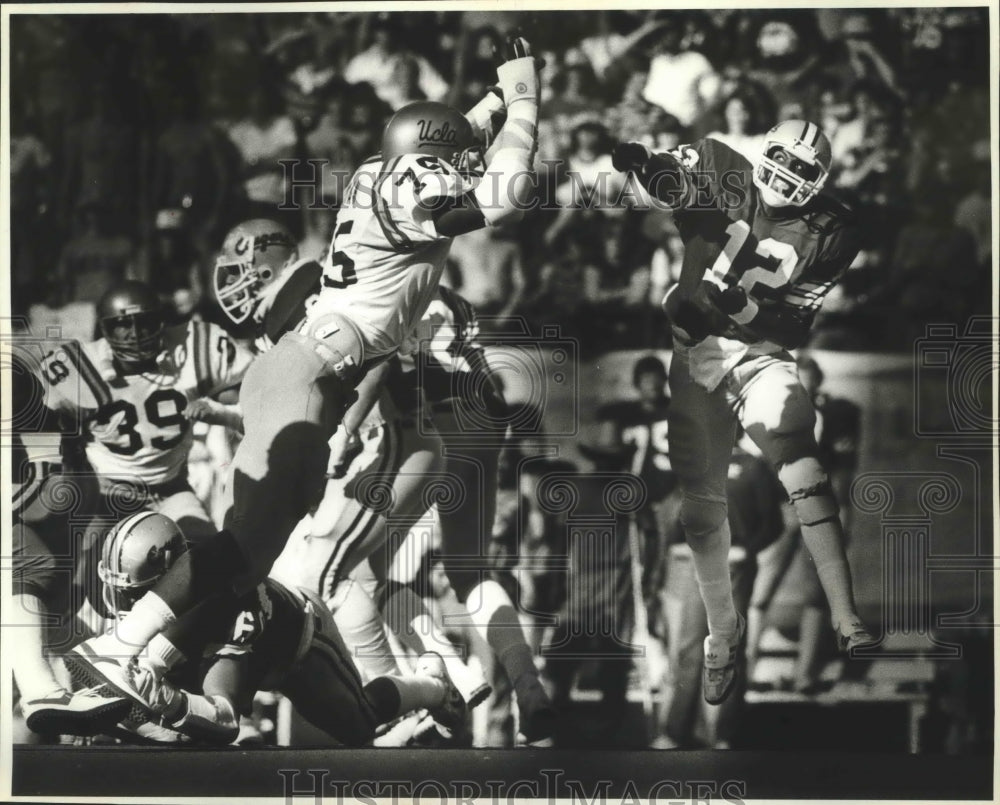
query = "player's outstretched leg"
xmin=736 ymin=357 xmax=875 ymax=653
xmin=667 ymin=352 xmax=745 ymax=704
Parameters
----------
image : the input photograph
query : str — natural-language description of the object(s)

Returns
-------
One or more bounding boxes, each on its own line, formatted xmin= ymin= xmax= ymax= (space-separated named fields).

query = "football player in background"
xmin=35 ymin=280 xmax=250 ymax=545
xmin=67 ymin=38 xmax=544 ymax=731
xmin=612 ymin=119 xmax=875 ymax=705
xmin=87 ymin=512 xmax=467 ymax=746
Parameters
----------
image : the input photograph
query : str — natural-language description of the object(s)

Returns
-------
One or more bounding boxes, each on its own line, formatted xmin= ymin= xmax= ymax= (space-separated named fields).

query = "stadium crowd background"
xmin=10 ymin=8 xmax=992 ymax=354
xmin=7 ymin=8 xmax=994 ymax=752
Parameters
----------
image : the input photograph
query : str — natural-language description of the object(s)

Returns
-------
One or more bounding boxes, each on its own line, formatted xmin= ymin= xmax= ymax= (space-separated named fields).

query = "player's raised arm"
xmin=612 ymin=141 xmax=700 ymax=210
xmin=431 ymin=36 xmax=541 ymax=237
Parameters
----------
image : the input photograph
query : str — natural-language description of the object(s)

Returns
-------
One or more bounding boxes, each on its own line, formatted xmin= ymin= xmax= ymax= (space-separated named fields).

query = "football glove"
xmin=704 ymin=281 xmax=751 ymax=316
xmin=612 ymin=141 xmax=652 ymax=174
xmin=496 ymin=35 xmax=540 ymax=107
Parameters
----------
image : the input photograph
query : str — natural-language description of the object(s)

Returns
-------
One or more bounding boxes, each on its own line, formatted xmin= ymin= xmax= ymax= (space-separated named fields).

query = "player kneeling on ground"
xmin=79 ymin=512 xmax=467 ymax=745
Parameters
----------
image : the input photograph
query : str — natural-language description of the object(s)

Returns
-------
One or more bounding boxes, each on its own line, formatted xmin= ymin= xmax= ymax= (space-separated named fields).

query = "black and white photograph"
xmin=1 ymin=2 xmax=996 ymax=802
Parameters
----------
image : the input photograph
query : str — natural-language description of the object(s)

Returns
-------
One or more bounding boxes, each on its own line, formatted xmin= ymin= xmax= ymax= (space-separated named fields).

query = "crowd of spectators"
xmin=10 ymin=8 xmax=992 ymax=354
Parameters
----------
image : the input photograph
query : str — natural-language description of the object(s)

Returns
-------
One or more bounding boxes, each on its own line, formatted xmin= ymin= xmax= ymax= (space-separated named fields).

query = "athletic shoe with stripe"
xmin=22 ymin=687 xmax=132 ymax=736
xmin=703 ymin=612 xmax=746 ymax=705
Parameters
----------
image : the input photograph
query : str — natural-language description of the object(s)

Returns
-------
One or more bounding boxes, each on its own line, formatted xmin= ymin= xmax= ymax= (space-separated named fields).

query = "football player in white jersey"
xmin=35 ymin=280 xmax=250 ymax=548
xmin=66 ymin=37 xmax=544 ymax=725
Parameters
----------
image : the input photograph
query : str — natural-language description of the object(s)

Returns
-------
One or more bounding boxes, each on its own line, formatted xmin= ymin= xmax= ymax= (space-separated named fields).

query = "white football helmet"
xmin=754 ymin=119 xmax=832 ymax=207
xmin=214 ymin=219 xmax=298 ymax=325
xmin=98 ymin=512 xmax=188 ymax=617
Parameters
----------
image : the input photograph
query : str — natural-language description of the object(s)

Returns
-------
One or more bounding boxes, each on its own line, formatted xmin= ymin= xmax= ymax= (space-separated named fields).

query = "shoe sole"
xmin=63 ymin=645 xmax=156 ymax=727
xmin=25 ymin=698 xmax=132 ymax=737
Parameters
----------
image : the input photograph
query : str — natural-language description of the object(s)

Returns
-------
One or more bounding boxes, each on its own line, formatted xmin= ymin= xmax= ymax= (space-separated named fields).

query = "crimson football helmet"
xmin=97 ymin=281 xmax=167 ymax=364
xmin=98 ymin=511 xmax=188 ymax=617
xmin=381 ymin=101 xmax=483 ymax=177
xmin=754 ymin=119 xmax=832 ymax=207
xmin=214 ymin=219 xmax=298 ymax=325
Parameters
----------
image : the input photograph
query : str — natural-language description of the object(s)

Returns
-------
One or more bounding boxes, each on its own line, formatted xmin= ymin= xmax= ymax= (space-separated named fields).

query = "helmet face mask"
xmin=214 ymin=221 xmax=297 ymax=325
xmin=97 ymin=281 xmax=166 ymax=364
xmin=98 ymin=512 xmax=188 ymax=618
xmin=754 ymin=120 xmax=831 ymax=207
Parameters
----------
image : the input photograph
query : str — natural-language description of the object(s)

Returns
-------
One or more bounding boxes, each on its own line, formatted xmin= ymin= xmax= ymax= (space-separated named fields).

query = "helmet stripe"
xmin=799 ymin=121 xmax=810 ymax=143
xmin=112 ymin=510 xmax=158 ymax=581
xmin=806 ymin=122 xmax=819 ymax=148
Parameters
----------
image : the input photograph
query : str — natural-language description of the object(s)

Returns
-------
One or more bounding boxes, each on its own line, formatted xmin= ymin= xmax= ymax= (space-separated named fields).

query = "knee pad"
xmin=679 ymin=492 xmax=728 ymax=541
xmin=778 ymin=457 xmax=838 ymax=526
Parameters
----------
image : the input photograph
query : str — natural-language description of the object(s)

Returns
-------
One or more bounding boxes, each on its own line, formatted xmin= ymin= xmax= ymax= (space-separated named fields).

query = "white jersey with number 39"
xmin=35 ymin=321 xmax=252 ymax=486
xmin=309 ymin=153 xmax=475 ymax=359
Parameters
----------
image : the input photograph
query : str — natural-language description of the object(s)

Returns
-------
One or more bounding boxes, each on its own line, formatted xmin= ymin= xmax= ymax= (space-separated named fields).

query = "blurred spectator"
xmin=11 ymin=102 xmax=53 ymax=291
xmin=135 ymin=209 xmax=204 ymax=313
xmin=828 ymin=79 xmax=899 ymax=167
xmin=745 ymin=14 xmax=824 ymax=120
xmin=578 ymin=12 xmax=667 ymax=82
xmin=824 ymin=12 xmax=901 ymax=97
xmin=544 ymin=62 xmax=604 ymax=147
xmin=303 ymin=87 xmax=361 ymax=243
xmin=383 ymin=55 xmax=428 ymax=111
xmin=705 ymin=88 xmax=771 ymax=164
xmin=344 ymin=18 xmax=448 ymax=108
xmin=60 ymin=84 xmax=139 ymax=238
xmin=227 ymin=84 xmax=300 ymax=233
xmin=340 ymin=84 xmax=389 ymax=158
xmin=551 ymin=122 xmax=625 ymax=213
xmin=445 ymin=228 xmax=526 ymax=323
xmin=57 ymin=201 xmax=134 ymax=305
xmin=642 ymin=15 xmax=721 ymax=128
xmin=605 ymin=71 xmax=655 ymax=143
xmin=953 ymin=142 xmax=992 ymax=279
xmin=152 ymin=84 xmax=238 ymax=256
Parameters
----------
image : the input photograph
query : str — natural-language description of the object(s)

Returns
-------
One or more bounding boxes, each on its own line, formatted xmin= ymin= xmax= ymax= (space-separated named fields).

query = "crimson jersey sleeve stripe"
xmin=61 ymin=341 xmax=112 ymax=408
xmin=373 ymin=157 xmax=417 ymax=253
xmin=192 ymin=321 xmax=212 ymax=397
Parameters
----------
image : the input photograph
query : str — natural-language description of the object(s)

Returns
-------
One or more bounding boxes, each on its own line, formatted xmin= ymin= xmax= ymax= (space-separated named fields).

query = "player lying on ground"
xmin=612 ymin=119 xmax=876 ymax=705
xmin=65 ymin=37 xmax=544 ymax=736
xmin=76 ymin=512 xmax=466 ymax=745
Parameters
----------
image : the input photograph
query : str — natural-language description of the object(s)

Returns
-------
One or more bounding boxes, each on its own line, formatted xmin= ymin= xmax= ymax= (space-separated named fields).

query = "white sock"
xmin=688 ymin=526 xmax=738 ymax=641
xmin=96 ymin=592 xmax=177 ymax=659
xmin=145 ymin=634 xmax=185 ymax=678
xmin=12 ymin=594 xmax=64 ymax=701
xmin=332 ymin=580 xmax=405 ymax=680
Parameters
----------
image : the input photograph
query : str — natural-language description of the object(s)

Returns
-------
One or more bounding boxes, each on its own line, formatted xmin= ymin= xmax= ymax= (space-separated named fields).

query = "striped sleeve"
xmin=202 ymin=321 xmax=253 ymax=396
xmin=62 ymin=341 xmax=112 ymax=408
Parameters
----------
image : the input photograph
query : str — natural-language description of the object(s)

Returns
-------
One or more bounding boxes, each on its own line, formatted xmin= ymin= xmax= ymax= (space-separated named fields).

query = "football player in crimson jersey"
xmin=612 ymin=119 xmax=875 ymax=705
xmin=79 ymin=512 xmax=466 ymax=745
xmin=67 ymin=37 xmax=544 ymax=728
